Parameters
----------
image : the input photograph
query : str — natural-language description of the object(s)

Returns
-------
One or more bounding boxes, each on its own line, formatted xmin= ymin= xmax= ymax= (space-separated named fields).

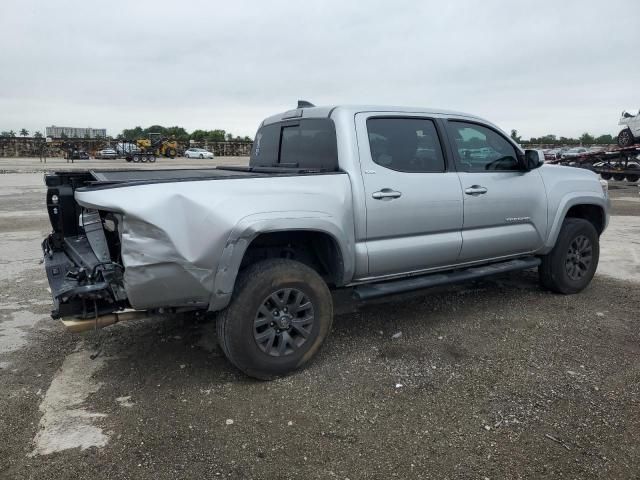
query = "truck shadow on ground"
xmin=84 ymin=270 xmax=543 ymax=387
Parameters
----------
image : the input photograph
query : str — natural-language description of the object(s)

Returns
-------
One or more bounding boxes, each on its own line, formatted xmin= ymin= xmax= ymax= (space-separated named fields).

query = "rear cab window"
xmin=250 ymin=118 xmax=338 ymax=171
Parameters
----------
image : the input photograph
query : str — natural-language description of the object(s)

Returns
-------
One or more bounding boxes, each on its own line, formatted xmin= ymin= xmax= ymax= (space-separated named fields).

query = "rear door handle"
xmin=464 ymin=185 xmax=488 ymax=195
xmin=372 ymin=189 xmax=402 ymax=200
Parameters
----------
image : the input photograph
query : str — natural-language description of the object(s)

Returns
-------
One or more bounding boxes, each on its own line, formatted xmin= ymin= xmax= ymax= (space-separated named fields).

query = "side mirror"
xmin=524 ymin=149 xmax=545 ymax=170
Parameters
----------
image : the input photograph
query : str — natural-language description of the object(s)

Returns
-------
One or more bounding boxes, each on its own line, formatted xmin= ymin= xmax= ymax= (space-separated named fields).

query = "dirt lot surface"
xmin=0 ymin=159 xmax=638 ymax=479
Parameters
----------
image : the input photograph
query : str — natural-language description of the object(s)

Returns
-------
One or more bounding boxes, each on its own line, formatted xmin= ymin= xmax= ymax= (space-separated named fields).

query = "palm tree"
xmin=34 ymin=131 xmax=43 ymax=139
xmin=20 ymin=128 xmax=29 ymax=137
xmin=8 ymin=130 xmax=15 ymax=137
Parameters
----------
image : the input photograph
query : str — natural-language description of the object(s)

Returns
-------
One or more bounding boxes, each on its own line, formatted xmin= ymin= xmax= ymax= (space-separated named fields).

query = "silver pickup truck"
xmin=42 ymin=103 xmax=609 ymax=379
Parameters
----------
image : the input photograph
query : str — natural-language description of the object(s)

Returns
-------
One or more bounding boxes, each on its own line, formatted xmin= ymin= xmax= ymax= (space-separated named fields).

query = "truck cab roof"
xmin=261 ymin=104 xmax=491 ymax=127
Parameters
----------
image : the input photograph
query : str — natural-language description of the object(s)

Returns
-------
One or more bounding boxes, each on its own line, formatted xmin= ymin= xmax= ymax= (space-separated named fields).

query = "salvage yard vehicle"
xmin=618 ymin=109 xmax=640 ymax=147
xmin=95 ymin=148 xmax=117 ymax=159
xmin=561 ymin=147 xmax=588 ymax=159
xmin=41 ymin=103 xmax=610 ymax=379
xmin=184 ymin=147 xmax=215 ymax=159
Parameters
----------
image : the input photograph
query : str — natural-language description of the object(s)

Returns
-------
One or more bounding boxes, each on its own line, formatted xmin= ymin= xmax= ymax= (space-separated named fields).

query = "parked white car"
xmin=185 ymin=148 xmax=214 ymax=159
xmin=618 ymin=110 xmax=640 ymax=147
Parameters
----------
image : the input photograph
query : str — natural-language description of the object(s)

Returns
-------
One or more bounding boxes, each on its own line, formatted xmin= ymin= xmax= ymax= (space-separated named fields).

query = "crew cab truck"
xmin=42 ymin=104 xmax=609 ymax=379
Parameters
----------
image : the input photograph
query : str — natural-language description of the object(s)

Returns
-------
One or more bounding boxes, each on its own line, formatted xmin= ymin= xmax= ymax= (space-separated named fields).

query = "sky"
xmin=1 ymin=0 xmax=639 ymax=139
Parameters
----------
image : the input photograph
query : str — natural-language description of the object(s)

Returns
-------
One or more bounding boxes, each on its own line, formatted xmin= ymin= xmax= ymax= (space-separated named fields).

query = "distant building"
xmin=45 ymin=126 xmax=107 ymax=139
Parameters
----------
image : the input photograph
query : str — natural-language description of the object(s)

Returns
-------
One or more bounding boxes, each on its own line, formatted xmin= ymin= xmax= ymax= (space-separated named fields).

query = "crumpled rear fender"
xmin=208 ymin=211 xmax=354 ymax=311
xmin=74 ymin=174 xmax=355 ymax=312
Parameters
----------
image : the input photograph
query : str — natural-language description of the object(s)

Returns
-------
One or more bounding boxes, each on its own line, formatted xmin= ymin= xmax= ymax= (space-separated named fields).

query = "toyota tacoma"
xmin=41 ymin=103 xmax=610 ymax=379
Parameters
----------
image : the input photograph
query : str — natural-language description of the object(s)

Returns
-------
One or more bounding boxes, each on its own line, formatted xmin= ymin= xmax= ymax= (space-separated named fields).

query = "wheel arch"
xmin=209 ymin=215 xmax=353 ymax=311
xmin=542 ymin=194 xmax=608 ymax=253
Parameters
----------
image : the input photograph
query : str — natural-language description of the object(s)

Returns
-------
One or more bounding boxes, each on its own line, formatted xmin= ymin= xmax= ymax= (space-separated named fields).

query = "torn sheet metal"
xmin=74 ymin=174 xmax=355 ymax=311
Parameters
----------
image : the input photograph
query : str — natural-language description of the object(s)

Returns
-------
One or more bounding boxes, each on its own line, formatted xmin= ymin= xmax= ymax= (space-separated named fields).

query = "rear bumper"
xmin=42 ymin=234 xmax=127 ymax=319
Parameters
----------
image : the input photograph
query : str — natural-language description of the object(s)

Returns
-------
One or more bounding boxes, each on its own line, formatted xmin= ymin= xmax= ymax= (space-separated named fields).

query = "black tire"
xmin=625 ymin=165 xmax=639 ymax=182
xmin=600 ymin=172 xmax=612 ymax=180
xmin=132 ymin=154 xmax=140 ymax=163
xmin=199 ymin=154 xmax=204 ymax=159
xmin=216 ymin=258 xmax=333 ymax=380
xmin=617 ymin=128 xmax=634 ymax=147
xmin=166 ymin=148 xmax=176 ymax=158
xmin=148 ymin=155 xmax=156 ymax=163
xmin=539 ymin=218 xmax=599 ymax=294
xmin=613 ymin=173 xmax=626 ymax=181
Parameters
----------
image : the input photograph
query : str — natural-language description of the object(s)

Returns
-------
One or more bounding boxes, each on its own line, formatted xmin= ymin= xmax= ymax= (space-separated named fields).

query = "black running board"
xmin=353 ymin=257 xmax=541 ymax=301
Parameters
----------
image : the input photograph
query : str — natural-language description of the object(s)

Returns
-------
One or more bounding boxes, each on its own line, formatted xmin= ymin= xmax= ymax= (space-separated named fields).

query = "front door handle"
xmin=464 ymin=185 xmax=488 ymax=195
xmin=372 ymin=189 xmax=402 ymax=200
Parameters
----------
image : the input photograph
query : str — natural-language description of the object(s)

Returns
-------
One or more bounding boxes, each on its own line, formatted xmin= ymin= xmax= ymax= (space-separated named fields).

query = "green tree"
xmin=8 ymin=130 xmax=15 ymax=137
xmin=60 ymin=132 xmax=68 ymax=139
xmin=122 ymin=126 xmax=144 ymax=140
xmin=33 ymin=131 xmax=43 ymax=139
xmin=165 ymin=126 xmax=189 ymax=142
xmin=595 ymin=134 xmax=613 ymax=144
xmin=559 ymin=136 xmax=577 ymax=145
xmin=579 ymin=132 xmax=595 ymax=145
xmin=208 ymin=130 xmax=226 ymax=142
xmin=190 ymin=129 xmax=208 ymax=142
xmin=510 ymin=129 xmax=521 ymax=143
xmin=20 ymin=128 xmax=29 ymax=137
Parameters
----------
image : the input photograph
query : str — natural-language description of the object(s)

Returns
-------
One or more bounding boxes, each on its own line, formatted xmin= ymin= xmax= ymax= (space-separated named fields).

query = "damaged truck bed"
xmin=42 ymin=165 xmax=349 ymax=322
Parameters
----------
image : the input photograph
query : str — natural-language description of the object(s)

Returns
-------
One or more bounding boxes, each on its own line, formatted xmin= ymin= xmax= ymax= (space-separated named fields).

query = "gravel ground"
xmin=0 ymin=160 xmax=638 ymax=479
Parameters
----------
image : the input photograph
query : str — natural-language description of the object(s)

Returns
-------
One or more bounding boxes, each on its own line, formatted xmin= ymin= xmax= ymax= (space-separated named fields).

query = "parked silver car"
xmin=95 ymin=148 xmax=117 ymax=159
xmin=42 ymin=103 xmax=609 ymax=379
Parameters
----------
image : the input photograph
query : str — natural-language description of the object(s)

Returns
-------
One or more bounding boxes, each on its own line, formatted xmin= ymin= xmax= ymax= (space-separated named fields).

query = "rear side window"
xmin=366 ymin=118 xmax=445 ymax=173
xmin=250 ymin=119 xmax=338 ymax=170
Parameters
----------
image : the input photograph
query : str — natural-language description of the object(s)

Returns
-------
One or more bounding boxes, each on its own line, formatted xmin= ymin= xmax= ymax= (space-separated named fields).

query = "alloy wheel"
xmin=253 ymin=288 xmax=315 ymax=357
xmin=565 ymin=235 xmax=593 ymax=280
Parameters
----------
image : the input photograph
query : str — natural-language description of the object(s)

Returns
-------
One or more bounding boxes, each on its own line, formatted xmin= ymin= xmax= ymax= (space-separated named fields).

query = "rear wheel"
xmin=600 ymin=172 xmax=612 ymax=180
xmin=613 ymin=173 xmax=626 ymax=181
xmin=625 ymin=164 xmax=639 ymax=182
xmin=539 ymin=218 xmax=599 ymax=294
xmin=132 ymin=154 xmax=140 ymax=163
xmin=216 ymin=259 xmax=333 ymax=380
xmin=199 ymin=154 xmax=204 ymax=159
xmin=148 ymin=155 xmax=156 ymax=163
xmin=618 ymin=128 xmax=634 ymax=147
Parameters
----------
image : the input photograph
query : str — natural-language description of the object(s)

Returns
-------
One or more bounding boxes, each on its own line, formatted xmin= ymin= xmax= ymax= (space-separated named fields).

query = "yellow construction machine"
xmin=126 ymin=133 xmax=178 ymax=162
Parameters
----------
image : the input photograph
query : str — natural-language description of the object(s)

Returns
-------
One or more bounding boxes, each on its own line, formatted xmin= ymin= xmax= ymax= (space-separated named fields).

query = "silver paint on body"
xmin=73 ymin=105 xmax=609 ymax=312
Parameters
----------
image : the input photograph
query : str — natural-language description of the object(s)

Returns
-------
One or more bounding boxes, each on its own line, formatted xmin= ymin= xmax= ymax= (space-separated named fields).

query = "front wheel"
xmin=618 ymin=129 xmax=635 ymax=147
xmin=216 ymin=259 xmax=333 ymax=380
xmin=539 ymin=218 xmax=599 ymax=294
